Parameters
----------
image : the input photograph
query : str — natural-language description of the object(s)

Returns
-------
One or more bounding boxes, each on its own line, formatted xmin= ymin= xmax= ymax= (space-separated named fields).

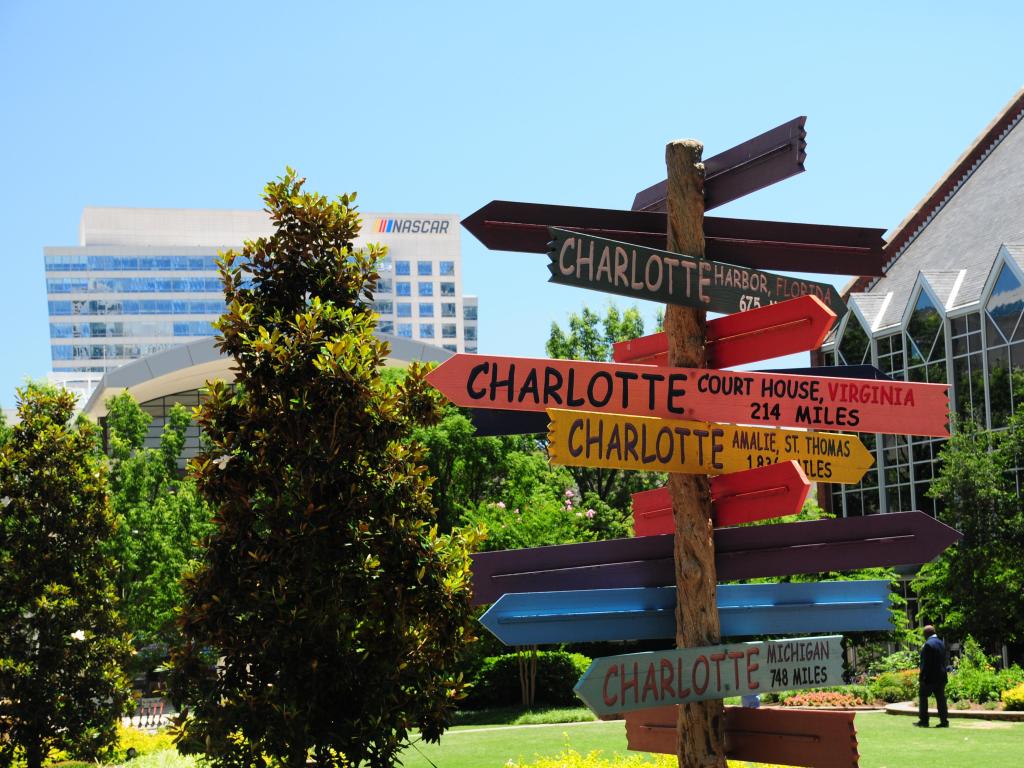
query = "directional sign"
xmin=574 ymin=635 xmax=845 ymax=717
xmin=626 ymin=705 xmax=860 ymax=768
xmin=467 ymin=365 xmax=893 ymax=436
xmin=632 ymin=116 xmax=808 ymax=213
xmin=461 ymin=200 xmax=887 ymax=276
xmin=547 ymin=409 xmax=874 ymax=484
xmin=426 ymin=354 xmax=950 ymax=437
xmin=547 ymin=228 xmax=848 ymax=319
xmin=469 ymin=512 xmax=961 ymax=605
xmin=479 ymin=582 xmax=891 ymax=646
xmin=610 ymin=295 xmax=836 ymax=370
xmin=632 ymin=460 xmax=811 ymax=535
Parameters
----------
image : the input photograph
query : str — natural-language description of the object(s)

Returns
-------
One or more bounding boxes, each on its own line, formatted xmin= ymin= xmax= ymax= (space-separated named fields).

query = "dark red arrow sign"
xmin=632 ymin=116 xmax=808 ymax=213
xmin=612 ymin=295 xmax=837 ymax=369
xmin=461 ymin=200 xmax=887 ymax=276
xmin=425 ymin=354 xmax=950 ymax=437
xmin=632 ymin=460 xmax=811 ymax=534
xmin=626 ymin=705 xmax=859 ymax=768
xmin=469 ymin=511 xmax=961 ymax=605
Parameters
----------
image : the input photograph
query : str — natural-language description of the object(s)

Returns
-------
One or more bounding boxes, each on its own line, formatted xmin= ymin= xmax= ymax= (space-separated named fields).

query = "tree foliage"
xmin=104 ymin=393 xmax=214 ymax=650
xmin=546 ymin=304 xmax=664 ymax=510
xmin=0 ymin=384 xmax=132 ymax=768
xmin=913 ymin=414 xmax=1024 ymax=653
xmin=169 ymin=170 xmax=478 ymax=768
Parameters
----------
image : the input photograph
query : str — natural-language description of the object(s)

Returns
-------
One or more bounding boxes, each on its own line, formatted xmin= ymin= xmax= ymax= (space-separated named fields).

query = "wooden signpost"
xmin=574 ymin=635 xmax=845 ymax=717
xmin=468 ymin=511 xmax=962 ymax=605
xmin=546 ymin=409 xmax=875 ymax=484
xmin=626 ymin=705 xmax=860 ymax=768
xmin=478 ymin=581 xmax=892 ymax=645
xmin=547 ymin=228 xmax=848 ymax=318
xmin=425 ymin=354 xmax=950 ymax=437
xmin=632 ymin=461 xmax=811 ymax=534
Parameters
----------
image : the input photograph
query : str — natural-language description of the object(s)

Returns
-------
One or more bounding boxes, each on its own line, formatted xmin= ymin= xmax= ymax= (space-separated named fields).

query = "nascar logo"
xmin=374 ymin=218 xmax=451 ymax=234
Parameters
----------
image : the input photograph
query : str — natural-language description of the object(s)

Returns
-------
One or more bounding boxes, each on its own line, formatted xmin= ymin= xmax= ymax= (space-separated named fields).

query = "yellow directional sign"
xmin=546 ymin=409 xmax=874 ymax=484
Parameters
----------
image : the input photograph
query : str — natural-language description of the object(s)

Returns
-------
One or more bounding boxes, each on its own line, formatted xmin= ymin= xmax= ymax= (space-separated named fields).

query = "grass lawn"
xmin=398 ymin=710 xmax=1024 ymax=768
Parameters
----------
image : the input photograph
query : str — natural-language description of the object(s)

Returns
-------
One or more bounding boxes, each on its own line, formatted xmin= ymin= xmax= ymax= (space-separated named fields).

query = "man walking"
xmin=915 ymin=625 xmax=949 ymax=728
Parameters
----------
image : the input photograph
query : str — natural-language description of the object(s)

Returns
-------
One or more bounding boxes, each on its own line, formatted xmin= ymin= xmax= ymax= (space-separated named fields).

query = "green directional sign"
xmin=547 ymin=227 xmax=848 ymax=318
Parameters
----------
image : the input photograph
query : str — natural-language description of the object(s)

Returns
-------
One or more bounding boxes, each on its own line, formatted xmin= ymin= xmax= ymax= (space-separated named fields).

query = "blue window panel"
xmin=395 ymin=261 xmax=411 ymax=276
xmin=49 ymin=324 xmax=72 ymax=338
xmin=440 ymin=282 xmax=455 ymax=296
xmin=464 ymin=305 xmax=478 ymax=320
xmin=465 ymin=326 xmax=477 ymax=341
xmin=48 ymin=301 xmax=72 ymax=316
xmin=396 ymin=281 xmax=411 ymax=297
xmin=440 ymin=261 xmax=455 ymax=276
xmin=418 ymin=282 xmax=433 ymax=297
xmin=397 ymin=302 xmax=412 ymax=318
xmin=51 ymin=345 xmax=74 ymax=360
xmin=419 ymin=324 xmax=435 ymax=338
xmin=441 ymin=324 xmax=457 ymax=339
xmin=397 ymin=323 xmax=413 ymax=338
xmin=441 ymin=302 xmax=456 ymax=318
xmin=443 ymin=343 xmax=457 ymax=352
xmin=378 ymin=320 xmax=394 ymax=334
xmin=419 ymin=302 xmax=434 ymax=317
xmin=417 ymin=261 xmax=433 ymax=276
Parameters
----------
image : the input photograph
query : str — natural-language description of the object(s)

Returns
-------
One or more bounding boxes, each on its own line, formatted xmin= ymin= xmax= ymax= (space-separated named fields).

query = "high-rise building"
xmin=44 ymin=207 xmax=477 ymax=396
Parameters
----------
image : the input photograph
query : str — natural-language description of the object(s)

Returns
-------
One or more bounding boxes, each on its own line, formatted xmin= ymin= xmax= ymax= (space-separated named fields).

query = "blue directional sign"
xmin=479 ymin=580 xmax=891 ymax=646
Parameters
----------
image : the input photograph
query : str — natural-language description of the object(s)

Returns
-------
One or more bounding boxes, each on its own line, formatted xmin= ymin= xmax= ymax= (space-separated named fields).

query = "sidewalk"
xmin=885 ymin=701 xmax=1024 ymax=722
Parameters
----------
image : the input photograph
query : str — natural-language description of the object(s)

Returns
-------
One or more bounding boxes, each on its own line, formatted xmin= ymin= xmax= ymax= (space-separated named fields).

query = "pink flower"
xmin=585 ymin=508 xmax=596 ymax=519
xmin=513 ymin=508 xmax=520 ymax=515
xmin=564 ymin=489 xmax=574 ymax=498
xmin=496 ymin=501 xmax=505 ymax=509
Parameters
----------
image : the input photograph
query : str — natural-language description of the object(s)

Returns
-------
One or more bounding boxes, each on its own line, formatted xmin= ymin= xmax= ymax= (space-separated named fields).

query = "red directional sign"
xmin=626 ymin=705 xmax=860 ymax=768
xmin=461 ymin=200 xmax=887 ymax=276
xmin=632 ymin=116 xmax=808 ymax=213
xmin=425 ymin=354 xmax=950 ymax=437
xmin=632 ymin=460 xmax=811 ymax=534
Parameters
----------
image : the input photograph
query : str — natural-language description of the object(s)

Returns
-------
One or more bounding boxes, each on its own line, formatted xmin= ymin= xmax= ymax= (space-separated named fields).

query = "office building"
xmin=45 ymin=207 xmax=476 ymax=398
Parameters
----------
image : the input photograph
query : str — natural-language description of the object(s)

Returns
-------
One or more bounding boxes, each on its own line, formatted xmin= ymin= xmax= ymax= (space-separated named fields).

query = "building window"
xmin=397 ymin=303 xmax=412 ymax=318
xmin=397 ymin=323 xmax=413 ymax=338
xmin=417 ymin=261 xmax=433 ymax=276
xmin=465 ymin=326 xmax=477 ymax=341
xmin=396 ymin=281 xmax=411 ymax=297
xmin=419 ymin=302 xmax=434 ymax=317
xmin=441 ymin=302 xmax=457 ymax=317
xmin=374 ymin=301 xmax=393 ymax=315
xmin=419 ymin=323 xmax=435 ymax=339
xmin=395 ymin=261 xmax=410 ymax=276
xmin=376 ymin=279 xmax=393 ymax=294
xmin=876 ymin=333 xmax=905 ymax=378
xmin=443 ymin=343 xmax=457 ymax=352
xmin=418 ymin=282 xmax=433 ymax=297
xmin=463 ymin=304 xmax=477 ymax=321
xmin=905 ymin=290 xmax=947 ymax=384
xmin=466 ymin=345 xmax=478 ymax=354
xmin=440 ymin=261 xmax=455 ymax=276
xmin=837 ymin=317 xmax=870 ymax=366
xmin=441 ymin=323 xmax=457 ymax=338
xmin=440 ymin=282 xmax=455 ymax=297
xmin=951 ymin=312 xmax=984 ymax=420
xmin=378 ymin=320 xmax=394 ymax=334
xmin=985 ymin=264 xmax=1024 ymax=428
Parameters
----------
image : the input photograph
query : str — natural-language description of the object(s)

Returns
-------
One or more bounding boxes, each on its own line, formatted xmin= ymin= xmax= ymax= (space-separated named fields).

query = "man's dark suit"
xmin=919 ymin=634 xmax=949 ymax=726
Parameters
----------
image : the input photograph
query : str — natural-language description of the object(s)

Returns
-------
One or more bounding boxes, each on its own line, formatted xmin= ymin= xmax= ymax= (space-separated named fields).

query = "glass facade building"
xmin=46 ymin=207 xmax=478 ymax=397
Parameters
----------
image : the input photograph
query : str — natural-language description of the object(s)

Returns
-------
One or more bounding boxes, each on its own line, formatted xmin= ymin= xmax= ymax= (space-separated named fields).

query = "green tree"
xmin=913 ymin=414 xmax=1024 ymax=654
xmin=104 ymin=393 xmax=214 ymax=649
xmin=169 ymin=170 xmax=479 ymax=768
xmin=0 ymin=384 xmax=132 ymax=768
xmin=546 ymin=303 xmax=664 ymax=510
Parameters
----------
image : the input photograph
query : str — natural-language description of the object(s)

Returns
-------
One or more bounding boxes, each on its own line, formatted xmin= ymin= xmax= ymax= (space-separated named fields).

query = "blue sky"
xmin=2 ymin=1 xmax=1023 ymax=406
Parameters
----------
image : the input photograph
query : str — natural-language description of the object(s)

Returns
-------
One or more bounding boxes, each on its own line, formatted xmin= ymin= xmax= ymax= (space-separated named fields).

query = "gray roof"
xmin=850 ymin=98 xmax=1024 ymax=329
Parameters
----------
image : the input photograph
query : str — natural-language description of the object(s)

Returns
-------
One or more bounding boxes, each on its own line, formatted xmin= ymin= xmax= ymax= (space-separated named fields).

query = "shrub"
xmin=1002 ymin=682 xmax=1024 ymax=711
xmin=870 ymin=670 xmax=919 ymax=703
xmin=781 ymin=691 xmax=864 ymax=708
xmin=947 ymin=668 xmax=1002 ymax=703
xmin=464 ymin=651 xmax=591 ymax=709
xmin=868 ymin=649 xmax=919 ymax=675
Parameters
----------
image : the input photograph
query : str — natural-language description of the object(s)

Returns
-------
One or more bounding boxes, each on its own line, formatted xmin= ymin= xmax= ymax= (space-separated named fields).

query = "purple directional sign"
xmin=470 ymin=511 xmax=961 ymax=605
xmin=479 ymin=581 xmax=891 ymax=645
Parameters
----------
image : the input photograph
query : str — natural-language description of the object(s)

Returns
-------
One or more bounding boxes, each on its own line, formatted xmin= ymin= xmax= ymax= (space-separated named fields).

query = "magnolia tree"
xmin=169 ymin=170 xmax=478 ymax=768
xmin=0 ymin=384 xmax=132 ymax=768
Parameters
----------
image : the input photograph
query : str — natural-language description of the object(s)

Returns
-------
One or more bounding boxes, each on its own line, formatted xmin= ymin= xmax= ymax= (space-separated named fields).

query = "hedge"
xmin=464 ymin=651 xmax=591 ymax=709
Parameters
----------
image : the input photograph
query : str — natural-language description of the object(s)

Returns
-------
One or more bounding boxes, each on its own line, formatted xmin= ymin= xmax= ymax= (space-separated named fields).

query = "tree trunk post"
xmin=664 ymin=140 xmax=726 ymax=768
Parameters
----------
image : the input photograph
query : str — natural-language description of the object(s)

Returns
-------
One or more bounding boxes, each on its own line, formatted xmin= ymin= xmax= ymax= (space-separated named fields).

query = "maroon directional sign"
xmin=469 ymin=511 xmax=961 ymax=605
xmin=632 ymin=116 xmax=808 ymax=212
xmin=461 ymin=200 xmax=887 ymax=276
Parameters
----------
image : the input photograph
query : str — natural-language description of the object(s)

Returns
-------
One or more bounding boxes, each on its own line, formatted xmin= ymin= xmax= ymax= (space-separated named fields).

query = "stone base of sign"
xmin=885 ymin=701 xmax=1024 ymax=721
